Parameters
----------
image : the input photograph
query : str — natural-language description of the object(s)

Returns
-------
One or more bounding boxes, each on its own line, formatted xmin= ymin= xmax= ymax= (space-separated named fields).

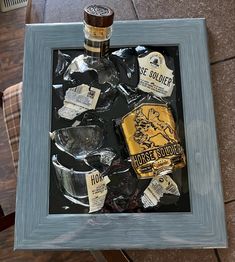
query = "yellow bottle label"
xmin=121 ymin=104 xmax=186 ymax=179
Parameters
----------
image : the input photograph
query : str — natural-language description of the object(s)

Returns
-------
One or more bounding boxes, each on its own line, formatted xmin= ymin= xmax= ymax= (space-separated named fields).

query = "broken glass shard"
xmin=63 ymin=55 xmax=119 ymax=111
xmin=50 ymin=125 xmax=104 ymax=159
xmin=52 ymin=84 xmax=65 ymax=101
xmin=55 ymin=50 xmax=71 ymax=77
xmin=64 ymin=54 xmax=119 ymax=87
xmin=52 ymin=155 xmax=89 ymax=207
xmin=110 ymin=48 xmax=140 ymax=104
xmin=85 ymin=148 xmax=116 ymax=173
xmin=110 ymin=48 xmax=139 ymax=88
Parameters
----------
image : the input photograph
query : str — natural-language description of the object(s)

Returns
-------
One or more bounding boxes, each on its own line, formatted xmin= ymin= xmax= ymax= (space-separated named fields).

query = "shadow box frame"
xmin=15 ymin=19 xmax=227 ymax=250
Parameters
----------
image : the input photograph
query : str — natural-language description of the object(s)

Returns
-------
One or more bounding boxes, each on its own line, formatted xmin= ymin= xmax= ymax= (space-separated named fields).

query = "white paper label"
xmin=141 ymin=179 xmax=164 ymax=208
xmin=137 ymin=52 xmax=174 ymax=97
xmin=85 ymin=170 xmax=110 ymax=213
xmin=141 ymin=175 xmax=180 ymax=208
xmin=58 ymin=84 xmax=100 ymax=120
xmin=58 ymin=104 xmax=86 ymax=120
xmin=155 ymin=175 xmax=180 ymax=196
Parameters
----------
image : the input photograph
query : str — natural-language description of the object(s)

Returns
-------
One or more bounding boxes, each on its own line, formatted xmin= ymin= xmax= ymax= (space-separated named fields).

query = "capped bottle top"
xmin=84 ymin=5 xmax=114 ymax=28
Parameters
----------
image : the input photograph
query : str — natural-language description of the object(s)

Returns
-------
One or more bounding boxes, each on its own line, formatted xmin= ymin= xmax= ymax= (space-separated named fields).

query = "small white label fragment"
xmin=141 ymin=179 xmax=164 ymax=208
xmin=137 ymin=52 xmax=174 ymax=97
xmin=155 ymin=175 xmax=180 ymax=196
xmin=85 ymin=170 xmax=110 ymax=213
xmin=141 ymin=175 xmax=180 ymax=208
xmin=58 ymin=84 xmax=101 ymax=120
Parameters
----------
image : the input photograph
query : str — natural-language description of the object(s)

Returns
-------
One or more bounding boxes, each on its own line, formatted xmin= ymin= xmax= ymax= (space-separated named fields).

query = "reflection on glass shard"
xmin=72 ymin=120 xmax=81 ymax=127
xmin=96 ymin=85 xmax=118 ymax=112
xmin=109 ymin=48 xmax=140 ymax=104
xmin=117 ymin=83 xmax=142 ymax=104
xmin=55 ymin=50 xmax=71 ymax=76
xmin=80 ymin=111 xmax=105 ymax=127
xmin=110 ymin=48 xmax=139 ymax=88
xmin=135 ymin=45 xmax=149 ymax=56
xmin=85 ymin=148 xmax=116 ymax=173
xmin=51 ymin=125 xmax=104 ymax=159
xmin=52 ymin=84 xmax=65 ymax=101
xmin=52 ymin=155 xmax=89 ymax=207
xmin=64 ymin=54 xmax=119 ymax=87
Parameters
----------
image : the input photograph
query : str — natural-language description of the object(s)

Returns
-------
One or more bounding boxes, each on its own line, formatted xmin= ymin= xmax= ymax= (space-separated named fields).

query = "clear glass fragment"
xmin=50 ymin=125 xmax=104 ymax=159
xmin=85 ymin=148 xmax=116 ymax=173
xmin=64 ymin=54 xmax=119 ymax=87
xmin=110 ymin=48 xmax=139 ymax=88
xmin=52 ymin=155 xmax=89 ymax=207
xmin=52 ymin=84 xmax=65 ymax=101
xmin=55 ymin=50 xmax=71 ymax=76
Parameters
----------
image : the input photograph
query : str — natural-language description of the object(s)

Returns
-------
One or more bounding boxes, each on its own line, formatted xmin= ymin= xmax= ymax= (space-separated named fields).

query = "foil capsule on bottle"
xmin=121 ymin=103 xmax=186 ymax=179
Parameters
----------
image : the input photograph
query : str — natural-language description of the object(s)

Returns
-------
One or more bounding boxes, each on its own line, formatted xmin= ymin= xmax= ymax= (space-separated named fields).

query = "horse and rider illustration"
xmin=134 ymin=107 xmax=177 ymax=149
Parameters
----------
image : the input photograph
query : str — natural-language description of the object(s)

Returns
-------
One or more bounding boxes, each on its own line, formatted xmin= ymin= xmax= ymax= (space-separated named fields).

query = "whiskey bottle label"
xmin=155 ymin=175 xmax=180 ymax=196
xmin=141 ymin=175 xmax=180 ymax=208
xmin=121 ymin=104 xmax=186 ymax=179
xmin=137 ymin=52 xmax=174 ymax=97
xmin=85 ymin=170 xmax=110 ymax=213
xmin=141 ymin=179 xmax=164 ymax=208
xmin=58 ymin=84 xmax=101 ymax=120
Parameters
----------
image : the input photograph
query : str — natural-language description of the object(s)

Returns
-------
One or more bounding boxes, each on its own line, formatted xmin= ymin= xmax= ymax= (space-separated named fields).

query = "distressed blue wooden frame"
xmin=15 ymin=19 xmax=227 ymax=250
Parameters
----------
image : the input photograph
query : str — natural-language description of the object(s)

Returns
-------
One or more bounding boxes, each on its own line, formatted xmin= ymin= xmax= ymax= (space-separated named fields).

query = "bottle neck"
xmin=84 ymin=38 xmax=110 ymax=57
xmin=83 ymin=22 xmax=112 ymax=58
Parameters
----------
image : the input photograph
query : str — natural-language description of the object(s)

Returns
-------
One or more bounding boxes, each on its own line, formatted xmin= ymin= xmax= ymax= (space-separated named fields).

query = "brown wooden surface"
xmin=0 ymin=8 xmax=26 ymax=93
xmin=0 ymin=212 xmax=15 ymax=232
xmin=25 ymin=0 xmax=45 ymax=24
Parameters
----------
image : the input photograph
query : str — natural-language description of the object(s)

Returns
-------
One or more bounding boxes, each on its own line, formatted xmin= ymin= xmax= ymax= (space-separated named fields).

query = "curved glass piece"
xmin=52 ymin=155 xmax=91 ymax=207
xmin=85 ymin=148 xmax=116 ymax=173
xmin=55 ymin=50 xmax=71 ymax=77
xmin=64 ymin=54 xmax=119 ymax=87
xmin=51 ymin=125 xmax=104 ymax=159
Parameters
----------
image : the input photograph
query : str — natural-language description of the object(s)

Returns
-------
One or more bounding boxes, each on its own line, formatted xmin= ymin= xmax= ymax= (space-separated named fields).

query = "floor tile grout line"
xmin=43 ymin=0 xmax=47 ymax=22
xmin=130 ymin=0 xmax=139 ymax=20
xmin=211 ymin=56 xmax=235 ymax=66
xmin=224 ymin=199 xmax=235 ymax=205
xmin=214 ymin=249 xmax=222 ymax=262
xmin=122 ymin=250 xmax=133 ymax=262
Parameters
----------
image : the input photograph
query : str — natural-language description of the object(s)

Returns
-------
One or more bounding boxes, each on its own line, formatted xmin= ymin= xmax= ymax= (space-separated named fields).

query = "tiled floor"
xmin=0 ymin=1 xmax=234 ymax=261
xmin=132 ymin=0 xmax=235 ymax=63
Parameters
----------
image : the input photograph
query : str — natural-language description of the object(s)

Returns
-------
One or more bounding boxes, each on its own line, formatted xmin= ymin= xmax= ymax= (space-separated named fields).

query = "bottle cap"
xmin=84 ymin=5 xmax=114 ymax=28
